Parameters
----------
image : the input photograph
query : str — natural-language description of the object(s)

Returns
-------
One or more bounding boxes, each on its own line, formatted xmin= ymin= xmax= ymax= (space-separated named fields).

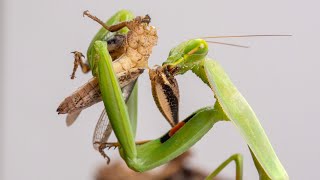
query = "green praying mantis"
xmin=57 ymin=10 xmax=289 ymax=179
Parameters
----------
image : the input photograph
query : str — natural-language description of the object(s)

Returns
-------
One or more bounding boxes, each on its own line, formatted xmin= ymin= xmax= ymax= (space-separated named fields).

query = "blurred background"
xmin=1 ymin=0 xmax=320 ymax=179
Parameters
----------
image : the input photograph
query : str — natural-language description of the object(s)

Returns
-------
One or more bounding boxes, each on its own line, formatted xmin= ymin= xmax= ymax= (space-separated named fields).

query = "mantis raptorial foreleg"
xmin=92 ymin=80 xmax=137 ymax=163
xmin=94 ymin=66 xmax=182 ymax=162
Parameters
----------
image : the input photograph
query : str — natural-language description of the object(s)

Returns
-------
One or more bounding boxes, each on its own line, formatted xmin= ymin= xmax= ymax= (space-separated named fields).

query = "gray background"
xmin=2 ymin=0 xmax=319 ymax=179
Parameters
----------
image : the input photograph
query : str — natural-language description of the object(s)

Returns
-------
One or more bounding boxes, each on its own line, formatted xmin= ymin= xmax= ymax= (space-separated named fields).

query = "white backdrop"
xmin=2 ymin=0 xmax=320 ymax=179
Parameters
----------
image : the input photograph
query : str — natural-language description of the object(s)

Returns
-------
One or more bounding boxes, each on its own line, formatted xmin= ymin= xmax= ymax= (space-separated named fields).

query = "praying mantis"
xmin=57 ymin=10 xmax=289 ymax=179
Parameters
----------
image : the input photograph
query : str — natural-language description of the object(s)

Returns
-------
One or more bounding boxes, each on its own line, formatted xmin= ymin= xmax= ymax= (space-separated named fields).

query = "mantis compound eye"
xmin=184 ymin=39 xmax=208 ymax=57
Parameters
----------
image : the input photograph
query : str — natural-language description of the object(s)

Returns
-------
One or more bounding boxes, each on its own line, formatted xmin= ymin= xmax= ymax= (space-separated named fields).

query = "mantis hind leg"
xmin=205 ymin=154 xmax=243 ymax=180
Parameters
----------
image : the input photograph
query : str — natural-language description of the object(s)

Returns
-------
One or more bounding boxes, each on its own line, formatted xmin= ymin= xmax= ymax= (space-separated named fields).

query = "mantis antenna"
xmin=205 ymin=41 xmax=249 ymax=48
xmin=200 ymin=34 xmax=292 ymax=39
xmin=202 ymin=34 xmax=291 ymax=48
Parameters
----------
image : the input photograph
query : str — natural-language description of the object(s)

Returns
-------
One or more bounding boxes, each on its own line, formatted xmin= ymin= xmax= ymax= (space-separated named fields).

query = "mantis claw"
xmin=96 ymin=142 xmax=111 ymax=164
xmin=106 ymin=143 xmax=120 ymax=150
xmin=105 ymin=156 xmax=111 ymax=164
xmin=96 ymin=143 xmax=120 ymax=164
xmin=101 ymin=151 xmax=111 ymax=164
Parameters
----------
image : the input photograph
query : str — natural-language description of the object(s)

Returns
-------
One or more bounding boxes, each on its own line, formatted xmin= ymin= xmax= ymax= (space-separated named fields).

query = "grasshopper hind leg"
xmin=149 ymin=66 xmax=180 ymax=127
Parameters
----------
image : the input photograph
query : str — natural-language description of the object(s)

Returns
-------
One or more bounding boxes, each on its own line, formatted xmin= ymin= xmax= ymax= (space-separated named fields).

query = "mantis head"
xmin=163 ymin=39 xmax=208 ymax=75
xmin=162 ymin=34 xmax=291 ymax=75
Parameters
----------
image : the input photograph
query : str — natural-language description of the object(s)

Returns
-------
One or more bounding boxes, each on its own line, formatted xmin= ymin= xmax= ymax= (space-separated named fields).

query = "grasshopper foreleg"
xmin=70 ymin=51 xmax=90 ymax=79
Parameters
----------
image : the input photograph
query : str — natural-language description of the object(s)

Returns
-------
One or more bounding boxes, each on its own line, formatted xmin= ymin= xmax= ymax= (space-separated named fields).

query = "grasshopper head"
xmin=163 ymin=39 xmax=208 ymax=75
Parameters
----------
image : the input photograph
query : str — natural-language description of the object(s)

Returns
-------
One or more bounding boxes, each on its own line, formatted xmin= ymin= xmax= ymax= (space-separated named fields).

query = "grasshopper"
xmin=57 ymin=10 xmax=180 ymax=163
xmin=58 ymin=10 xmax=289 ymax=179
xmin=57 ymin=11 xmax=157 ymax=118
